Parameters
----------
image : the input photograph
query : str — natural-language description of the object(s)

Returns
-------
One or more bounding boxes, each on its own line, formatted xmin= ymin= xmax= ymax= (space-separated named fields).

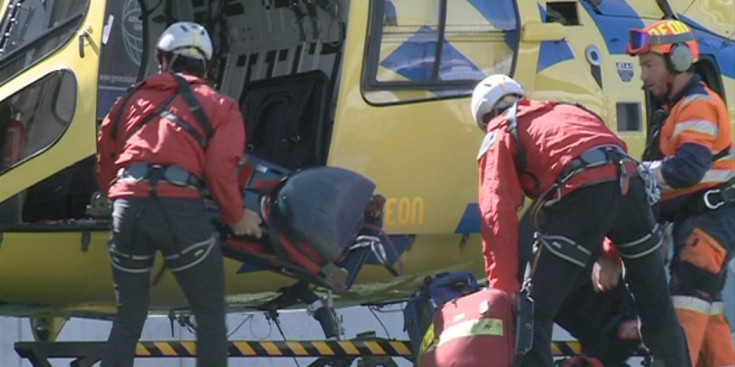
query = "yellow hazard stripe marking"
xmin=232 ymin=341 xmax=256 ymax=355
xmin=363 ymin=341 xmax=385 ymax=355
xmin=285 ymin=341 xmax=308 ymax=355
xmin=131 ymin=339 xmax=583 ymax=356
xmin=551 ymin=340 xmax=583 ymax=354
xmin=135 ymin=344 xmax=151 ymax=356
xmin=337 ymin=340 xmax=360 ymax=354
xmin=312 ymin=341 xmax=334 ymax=355
xmin=154 ymin=341 xmax=176 ymax=355
xmin=181 ymin=341 xmax=196 ymax=354
xmin=261 ymin=341 xmax=282 ymax=355
xmin=391 ymin=341 xmax=412 ymax=355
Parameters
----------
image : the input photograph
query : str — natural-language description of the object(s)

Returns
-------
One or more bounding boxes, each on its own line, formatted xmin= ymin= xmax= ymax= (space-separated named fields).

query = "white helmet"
xmin=470 ymin=74 xmax=526 ymax=131
xmin=156 ymin=21 xmax=213 ymax=61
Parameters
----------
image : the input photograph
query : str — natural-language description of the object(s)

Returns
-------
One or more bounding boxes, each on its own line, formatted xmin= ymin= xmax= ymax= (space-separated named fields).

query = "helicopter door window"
xmin=0 ymin=0 xmax=89 ymax=84
xmin=97 ymin=0 xmax=145 ymax=121
xmin=0 ymin=70 xmax=77 ymax=174
xmin=363 ymin=0 xmax=519 ymax=104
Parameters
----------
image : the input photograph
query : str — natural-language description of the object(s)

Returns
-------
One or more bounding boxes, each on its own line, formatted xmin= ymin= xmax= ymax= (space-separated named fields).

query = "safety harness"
xmin=505 ymin=101 xmax=660 ymax=267
xmin=107 ymin=73 xmax=217 ymax=274
xmin=504 ymin=102 xmax=641 ymax=227
xmin=111 ymin=73 xmax=213 ymax=192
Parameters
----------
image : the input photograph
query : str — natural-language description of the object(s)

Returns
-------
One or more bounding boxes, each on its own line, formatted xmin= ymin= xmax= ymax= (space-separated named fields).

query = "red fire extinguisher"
xmin=2 ymin=113 xmax=25 ymax=170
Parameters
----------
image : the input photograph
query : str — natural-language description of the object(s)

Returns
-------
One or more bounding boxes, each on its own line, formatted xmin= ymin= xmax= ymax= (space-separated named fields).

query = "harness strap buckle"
xmin=703 ymin=189 xmax=724 ymax=210
xmin=116 ymin=163 xmax=202 ymax=190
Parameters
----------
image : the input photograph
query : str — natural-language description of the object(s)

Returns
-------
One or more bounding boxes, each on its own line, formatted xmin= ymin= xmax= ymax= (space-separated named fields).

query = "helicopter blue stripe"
xmin=380 ymin=25 xmax=484 ymax=81
xmin=455 ymin=203 xmax=481 ymax=233
xmin=677 ymin=14 xmax=735 ymax=79
xmin=536 ymin=3 xmax=574 ymax=72
xmin=466 ymin=0 xmax=519 ymax=49
xmin=536 ymin=40 xmax=575 ymax=73
xmin=579 ymin=0 xmax=644 ymax=55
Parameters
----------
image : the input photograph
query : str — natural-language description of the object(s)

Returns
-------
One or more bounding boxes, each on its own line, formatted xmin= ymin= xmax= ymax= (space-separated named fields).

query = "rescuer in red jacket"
xmin=473 ymin=74 xmax=690 ymax=367
xmin=96 ymin=21 xmax=261 ymax=367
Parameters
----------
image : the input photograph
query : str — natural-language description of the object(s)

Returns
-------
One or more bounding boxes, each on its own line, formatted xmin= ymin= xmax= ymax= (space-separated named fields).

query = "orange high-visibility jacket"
xmin=656 ymin=75 xmax=734 ymax=217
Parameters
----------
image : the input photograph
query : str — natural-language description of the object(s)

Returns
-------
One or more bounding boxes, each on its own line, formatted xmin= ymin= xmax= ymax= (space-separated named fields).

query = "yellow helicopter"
xmin=0 ymin=0 xmax=733 ymax=355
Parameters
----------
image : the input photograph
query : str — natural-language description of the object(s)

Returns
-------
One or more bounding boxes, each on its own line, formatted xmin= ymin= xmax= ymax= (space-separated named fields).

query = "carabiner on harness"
xmin=637 ymin=162 xmax=661 ymax=206
xmin=703 ymin=189 xmax=725 ymax=210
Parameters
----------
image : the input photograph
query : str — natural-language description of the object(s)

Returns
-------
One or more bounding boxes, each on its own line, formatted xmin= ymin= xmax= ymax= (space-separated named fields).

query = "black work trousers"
xmin=101 ymin=197 xmax=227 ymax=367
xmin=518 ymin=211 xmax=641 ymax=366
xmin=518 ymin=178 xmax=691 ymax=367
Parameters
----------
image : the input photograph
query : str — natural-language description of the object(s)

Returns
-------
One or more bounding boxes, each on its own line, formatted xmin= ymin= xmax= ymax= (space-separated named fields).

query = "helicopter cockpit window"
xmin=97 ymin=0 xmax=145 ymax=120
xmin=0 ymin=69 xmax=77 ymax=174
xmin=363 ymin=0 xmax=519 ymax=104
xmin=0 ymin=0 xmax=89 ymax=85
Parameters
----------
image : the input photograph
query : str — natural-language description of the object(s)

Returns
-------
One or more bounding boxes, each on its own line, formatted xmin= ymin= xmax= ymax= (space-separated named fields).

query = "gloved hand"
xmin=638 ymin=161 xmax=661 ymax=205
xmin=229 ymin=209 xmax=263 ymax=238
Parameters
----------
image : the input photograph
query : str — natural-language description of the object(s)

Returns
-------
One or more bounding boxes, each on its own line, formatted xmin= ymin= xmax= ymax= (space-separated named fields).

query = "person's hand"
xmin=228 ymin=209 xmax=262 ymax=238
xmin=591 ymin=257 xmax=622 ymax=293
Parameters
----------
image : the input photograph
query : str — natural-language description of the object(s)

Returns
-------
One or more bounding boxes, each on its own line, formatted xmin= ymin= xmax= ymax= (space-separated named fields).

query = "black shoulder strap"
xmin=712 ymin=146 xmax=730 ymax=162
xmin=172 ymin=73 xmax=214 ymax=144
xmin=111 ymin=82 xmax=146 ymax=140
xmin=114 ymin=74 xmax=215 ymax=151
xmin=643 ymin=108 xmax=669 ymax=161
xmin=122 ymin=92 xmax=178 ymax=141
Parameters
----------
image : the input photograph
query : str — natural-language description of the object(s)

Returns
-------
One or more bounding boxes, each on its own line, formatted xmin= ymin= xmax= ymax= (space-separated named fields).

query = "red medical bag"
xmin=419 ymin=287 xmax=516 ymax=367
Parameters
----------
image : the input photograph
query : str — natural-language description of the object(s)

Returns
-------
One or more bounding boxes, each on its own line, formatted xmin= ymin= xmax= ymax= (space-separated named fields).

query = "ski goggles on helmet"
xmin=626 ymin=29 xmax=696 ymax=55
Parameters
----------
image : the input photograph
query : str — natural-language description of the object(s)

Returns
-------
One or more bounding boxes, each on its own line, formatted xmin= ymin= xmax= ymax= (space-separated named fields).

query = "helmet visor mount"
xmin=488 ymin=94 xmax=520 ymax=121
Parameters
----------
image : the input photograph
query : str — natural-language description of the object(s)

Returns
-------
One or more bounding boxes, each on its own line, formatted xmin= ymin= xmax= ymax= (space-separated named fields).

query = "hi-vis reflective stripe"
xmin=133 ymin=340 xmax=413 ymax=357
xmin=437 ymin=318 xmax=504 ymax=347
xmin=672 ymin=119 xmax=718 ymax=139
xmin=673 ymin=295 xmax=726 ymax=315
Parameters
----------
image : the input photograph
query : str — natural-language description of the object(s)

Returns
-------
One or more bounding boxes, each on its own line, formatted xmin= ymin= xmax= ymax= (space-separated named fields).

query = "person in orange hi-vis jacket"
xmin=624 ymin=19 xmax=735 ymax=366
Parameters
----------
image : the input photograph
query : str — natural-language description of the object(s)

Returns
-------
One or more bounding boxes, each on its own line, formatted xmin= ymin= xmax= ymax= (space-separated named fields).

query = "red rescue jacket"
xmin=96 ymin=73 xmax=246 ymax=224
xmin=477 ymin=100 xmax=630 ymax=293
